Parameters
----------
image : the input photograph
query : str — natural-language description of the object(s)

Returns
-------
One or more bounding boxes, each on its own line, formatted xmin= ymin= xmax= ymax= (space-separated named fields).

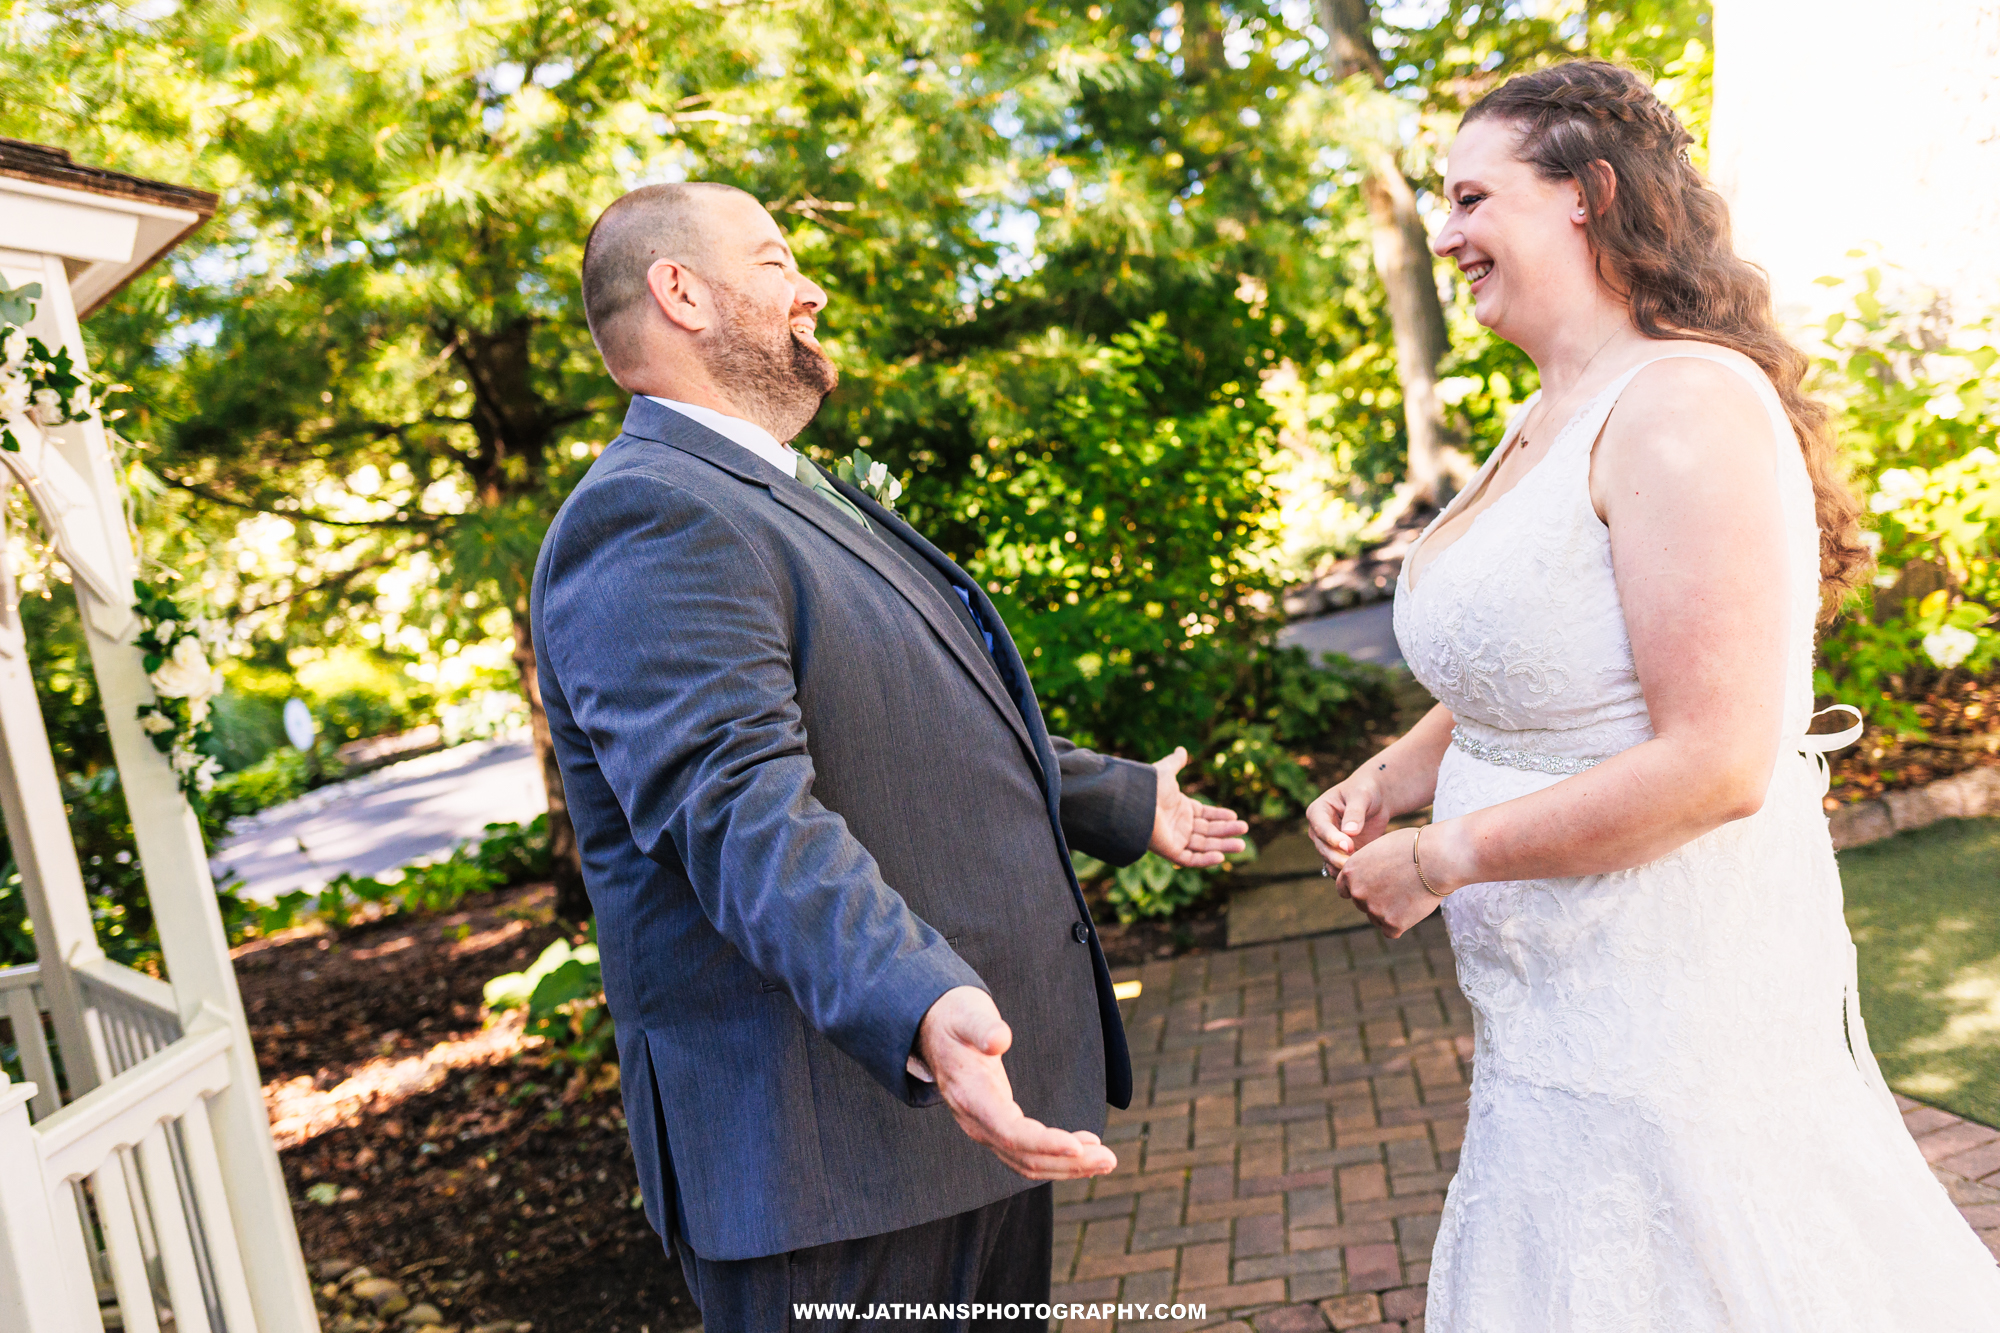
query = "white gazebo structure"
xmin=0 ymin=141 xmax=317 ymax=1331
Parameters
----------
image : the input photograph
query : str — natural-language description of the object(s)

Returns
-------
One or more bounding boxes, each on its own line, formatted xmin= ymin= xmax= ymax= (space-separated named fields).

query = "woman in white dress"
xmin=1305 ymin=60 xmax=2000 ymax=1331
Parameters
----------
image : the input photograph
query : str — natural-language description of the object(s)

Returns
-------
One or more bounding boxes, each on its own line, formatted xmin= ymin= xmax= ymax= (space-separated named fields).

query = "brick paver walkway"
xmin=1055 ymin=917 xmax=2000 ymax=1332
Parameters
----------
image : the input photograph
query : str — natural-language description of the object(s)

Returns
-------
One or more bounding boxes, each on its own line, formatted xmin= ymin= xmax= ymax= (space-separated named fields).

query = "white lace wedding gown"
xmin=1394 ymin=349 xmax=2000 ymax=1331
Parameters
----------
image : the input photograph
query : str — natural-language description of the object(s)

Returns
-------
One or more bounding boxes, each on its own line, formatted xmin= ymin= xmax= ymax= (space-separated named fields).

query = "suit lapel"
xmin=842 ymin=485 xmax=1062 ymax=797
xmin=765 ymin=483 xmax=1044 ymax=777
xmin=623 ymin=400 xmax=1044 ymax=774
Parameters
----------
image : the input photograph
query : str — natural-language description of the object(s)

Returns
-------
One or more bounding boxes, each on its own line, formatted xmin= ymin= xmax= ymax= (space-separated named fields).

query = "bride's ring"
xmin=1320 ymin=866 xmax=1330 ymax=877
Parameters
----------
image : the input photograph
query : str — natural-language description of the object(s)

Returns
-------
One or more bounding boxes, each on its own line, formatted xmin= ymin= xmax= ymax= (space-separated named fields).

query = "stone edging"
xmin=1829 ymin=765 xmax=2000 ymax=851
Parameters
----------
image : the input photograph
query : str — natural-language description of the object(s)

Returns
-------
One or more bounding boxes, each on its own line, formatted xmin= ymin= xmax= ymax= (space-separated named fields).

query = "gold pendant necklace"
xmin=1513 ymin=325 xmax=1625 ymax=459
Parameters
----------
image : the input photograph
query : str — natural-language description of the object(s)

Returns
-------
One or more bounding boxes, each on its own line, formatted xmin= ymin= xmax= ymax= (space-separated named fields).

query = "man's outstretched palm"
xmin=1149 ymin=746 xmax=1249 ymax=867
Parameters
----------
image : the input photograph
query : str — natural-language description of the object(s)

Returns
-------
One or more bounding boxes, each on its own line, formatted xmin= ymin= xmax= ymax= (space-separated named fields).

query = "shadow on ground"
xmin=1843 ymin=816 xmax=2000 ymax=1128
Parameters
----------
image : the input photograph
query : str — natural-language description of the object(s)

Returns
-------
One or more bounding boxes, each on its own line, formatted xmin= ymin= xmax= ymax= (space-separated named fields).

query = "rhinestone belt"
xmin=1449 ymin=725 xmax=1608 ymax=776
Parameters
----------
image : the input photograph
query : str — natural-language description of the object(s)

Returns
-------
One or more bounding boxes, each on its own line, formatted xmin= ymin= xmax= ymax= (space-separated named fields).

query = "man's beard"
xmin=700 ymin=280 xmax=838 ymax=442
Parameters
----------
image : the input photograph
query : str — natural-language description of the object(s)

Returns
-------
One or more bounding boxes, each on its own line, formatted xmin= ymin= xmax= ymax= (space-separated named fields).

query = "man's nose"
xmin=795 ymin=274 xmax=829 ymax=313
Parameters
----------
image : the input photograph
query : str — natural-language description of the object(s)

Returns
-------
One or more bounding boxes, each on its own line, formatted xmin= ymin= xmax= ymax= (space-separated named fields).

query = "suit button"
xmin=1072 ymin=922 xmax=1091 ymax=944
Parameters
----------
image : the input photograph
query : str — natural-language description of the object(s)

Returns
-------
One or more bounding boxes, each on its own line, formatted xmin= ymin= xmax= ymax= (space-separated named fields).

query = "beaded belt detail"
xmin=1449 ymin=725 xmax=1607 ymax=776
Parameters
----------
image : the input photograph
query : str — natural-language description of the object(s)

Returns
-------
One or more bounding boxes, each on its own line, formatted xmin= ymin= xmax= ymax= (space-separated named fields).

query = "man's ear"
xmin=646 ymin=258 xmax=711 ymax=334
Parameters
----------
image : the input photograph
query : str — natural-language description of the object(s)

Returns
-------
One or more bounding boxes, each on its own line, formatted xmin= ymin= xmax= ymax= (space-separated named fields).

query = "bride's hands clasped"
xmin=1305 ymin=705 xmax=1462 ymax=938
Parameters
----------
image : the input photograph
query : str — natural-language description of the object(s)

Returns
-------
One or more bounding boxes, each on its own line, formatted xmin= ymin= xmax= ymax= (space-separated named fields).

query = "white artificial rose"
xmin=150 ymin=635 xmax=221 ymax=706
xmin=867 ymin=460 xmax=889 ymax=491
xmin=30 ymin=386 xmax=62 ymax=419
xmin=886 ymin=475 xmax=904 ymax=502
xmin=154 ymin=619 xmax=177 ymax=643
xmin=0 ymin=328 xmax=27 ymax=371
xmin=68 ymin=385 xmax=91 ymax=417
xmin=139 ymin=710 xmax=175 ymax=735
xmin=0 ymin=374 xmax=29 ymax=419
xmin=195 ymin=756 xmax=222 ymax=793
xmin=1922 ymin=625 xmax=1978 ymax=670
xmin=170 ymin=742 xmax=201 ymax=774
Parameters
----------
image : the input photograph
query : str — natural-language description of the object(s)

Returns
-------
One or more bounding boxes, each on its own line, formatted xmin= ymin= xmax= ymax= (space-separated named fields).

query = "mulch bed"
xmin=238 ymin=877 xmax=1235 ymax=1330
xmin=1828 ymin=674 xmax=2000 ymax=804
xmin=237 ymin=884 xmax=701 ymax=1332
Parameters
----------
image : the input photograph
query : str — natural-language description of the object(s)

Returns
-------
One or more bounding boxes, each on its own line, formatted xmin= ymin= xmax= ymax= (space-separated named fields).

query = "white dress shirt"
xmin=646 ymin=396 xmax=799 ymax=479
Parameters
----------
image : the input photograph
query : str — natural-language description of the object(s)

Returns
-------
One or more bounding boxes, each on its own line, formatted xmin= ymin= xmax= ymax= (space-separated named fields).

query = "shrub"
xmin=206 ymin=747 xmax=320 ymax=824
xmin=1813 ymin=273 xmax=2000 ymax=735
xmin=482 ymin=927 xmax=614 ymax=1071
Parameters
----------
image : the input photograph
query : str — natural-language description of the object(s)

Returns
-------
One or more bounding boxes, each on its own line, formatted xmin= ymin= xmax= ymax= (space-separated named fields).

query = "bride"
xmin=1307 ymin=60 xmax=2000 ymax=1330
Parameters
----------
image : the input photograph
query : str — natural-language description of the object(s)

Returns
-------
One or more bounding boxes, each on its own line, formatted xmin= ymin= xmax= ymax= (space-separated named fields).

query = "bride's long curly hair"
xmin=1462 ymin=60 xmax=1869 ymax=612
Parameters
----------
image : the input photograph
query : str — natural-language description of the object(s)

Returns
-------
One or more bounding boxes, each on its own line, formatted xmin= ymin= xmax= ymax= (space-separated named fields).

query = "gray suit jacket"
xmin=531 ymin=397 xmax=1154 ymax=1261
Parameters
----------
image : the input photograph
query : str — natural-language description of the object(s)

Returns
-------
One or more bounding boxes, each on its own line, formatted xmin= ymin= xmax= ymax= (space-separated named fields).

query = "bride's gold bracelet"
xmin=1413 ymin=825 xmax=1446 ymax=898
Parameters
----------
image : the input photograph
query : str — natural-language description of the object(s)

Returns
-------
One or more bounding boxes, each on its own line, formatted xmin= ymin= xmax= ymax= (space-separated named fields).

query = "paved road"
xmin=212 ymin=738 xmax=547 ymax=901
xmin=1279 ymin=601 xmax=1402 ymax=669
xmin=211 ymin=608 xmax=1400 ymax=904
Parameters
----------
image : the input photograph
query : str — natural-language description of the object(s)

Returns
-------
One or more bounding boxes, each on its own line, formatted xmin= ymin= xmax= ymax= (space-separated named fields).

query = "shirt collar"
xmin=645 ymin=396 xmax=798 ymax=479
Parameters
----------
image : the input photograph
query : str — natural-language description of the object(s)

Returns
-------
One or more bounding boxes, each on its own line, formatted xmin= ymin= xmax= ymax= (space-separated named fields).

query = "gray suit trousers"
xmin=678 ymin=1184 xmax=1051 ymax=1331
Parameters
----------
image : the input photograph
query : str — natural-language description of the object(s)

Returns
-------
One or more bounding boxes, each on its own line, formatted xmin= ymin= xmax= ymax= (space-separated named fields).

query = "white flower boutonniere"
xmin=833 ymin=447 xmax=904 ymax=509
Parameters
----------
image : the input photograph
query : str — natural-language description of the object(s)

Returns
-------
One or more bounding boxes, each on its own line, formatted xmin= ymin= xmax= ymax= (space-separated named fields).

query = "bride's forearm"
xmin=1371 ymin=702 xmax=1454 ymax=817
xmin=1419 ymin=733 xmax=1775 ymax=891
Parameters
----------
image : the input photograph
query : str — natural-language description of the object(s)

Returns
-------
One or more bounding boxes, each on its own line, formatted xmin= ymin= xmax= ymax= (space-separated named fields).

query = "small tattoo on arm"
xmin=1377 ymin=762 xmax=1387 ymax=770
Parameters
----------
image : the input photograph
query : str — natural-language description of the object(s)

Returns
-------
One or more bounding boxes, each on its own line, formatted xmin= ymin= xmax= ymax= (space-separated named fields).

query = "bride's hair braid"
xmin=1463 ymin=60 xmax=1869 ymax=612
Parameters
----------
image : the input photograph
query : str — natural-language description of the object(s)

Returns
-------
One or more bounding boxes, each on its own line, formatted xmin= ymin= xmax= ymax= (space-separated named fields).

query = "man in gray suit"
xmin=532 ymin=182 xmax=1246 ymax=1326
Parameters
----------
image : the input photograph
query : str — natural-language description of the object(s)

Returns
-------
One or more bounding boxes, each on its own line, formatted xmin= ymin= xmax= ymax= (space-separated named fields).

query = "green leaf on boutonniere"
xmin=832 ymin=447 xmax=904 ymax=510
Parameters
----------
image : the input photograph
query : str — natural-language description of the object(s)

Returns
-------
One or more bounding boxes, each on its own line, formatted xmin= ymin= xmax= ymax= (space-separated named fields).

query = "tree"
xmin=1 ymin=0 xmax=1715 ymax=930
xmin=1318 ymin=0 xmax=1464 ymax=507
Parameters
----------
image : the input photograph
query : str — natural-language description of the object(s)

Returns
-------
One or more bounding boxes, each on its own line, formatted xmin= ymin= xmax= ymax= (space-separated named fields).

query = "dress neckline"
xmin=1404 ymin=382 xmax=1586 ymax=596
xmin=1402 ymin=347 xmax=1755 ymax=596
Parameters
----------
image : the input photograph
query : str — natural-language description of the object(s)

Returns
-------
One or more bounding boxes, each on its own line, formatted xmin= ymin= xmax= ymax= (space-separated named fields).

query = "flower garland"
xmin=0 ymin=279 xmax=97 ymax=453
xmin=133 ymin=583 xmax=226 ymax=803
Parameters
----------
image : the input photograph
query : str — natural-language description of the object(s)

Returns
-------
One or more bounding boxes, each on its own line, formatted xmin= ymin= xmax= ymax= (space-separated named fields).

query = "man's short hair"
xmin=580 ymin=181 xmax=749 ymax=373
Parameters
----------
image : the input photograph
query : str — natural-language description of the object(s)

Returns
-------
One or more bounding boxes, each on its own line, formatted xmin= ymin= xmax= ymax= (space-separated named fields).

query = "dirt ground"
xmin=1828 ymin=673 xmax=2000 ymax=803
xmin=238 ymin=884 xmax=702 ymax=1332
xmin=239 ymin=875 xmax=1238 ymax=1330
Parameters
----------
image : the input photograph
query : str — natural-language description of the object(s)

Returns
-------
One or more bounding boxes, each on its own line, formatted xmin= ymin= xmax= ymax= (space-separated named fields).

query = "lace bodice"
xmin=1395 ymin=349 xmax=2000 ymax=1331
xmin=1397 ymin=350 xmax=1820 ymax=765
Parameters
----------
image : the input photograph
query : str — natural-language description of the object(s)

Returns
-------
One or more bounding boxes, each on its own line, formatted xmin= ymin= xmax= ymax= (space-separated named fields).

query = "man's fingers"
xmin=950 ymin=1102 xmax=1116 ymax=1178
xmin=948 ymin=1010 xmax=1012 ymax=1059
xmin=1153 ymin=745 xmax=1189 ymax=777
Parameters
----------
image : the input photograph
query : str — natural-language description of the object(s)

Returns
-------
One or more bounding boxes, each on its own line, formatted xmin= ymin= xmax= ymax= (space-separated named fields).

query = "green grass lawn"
xmin=1842 ymin=816 xmax=2000 ymax=1128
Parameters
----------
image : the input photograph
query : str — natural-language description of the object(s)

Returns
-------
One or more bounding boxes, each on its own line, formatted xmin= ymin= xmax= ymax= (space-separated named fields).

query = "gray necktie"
xmin=797 ymin=459 xmax=871 ymax=532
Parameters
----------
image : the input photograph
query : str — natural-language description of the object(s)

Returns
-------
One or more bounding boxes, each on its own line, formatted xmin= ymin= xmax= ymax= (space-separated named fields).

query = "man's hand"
xmin=1149 ymin=746 xmax=1249 ymax=868
xmin=911 ymin=986 xmax=1117 ymax=1181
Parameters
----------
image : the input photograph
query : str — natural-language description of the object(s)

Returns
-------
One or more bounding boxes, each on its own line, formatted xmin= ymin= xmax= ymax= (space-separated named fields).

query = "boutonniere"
xmin=833 ymin=447 xmax=904 ymax=509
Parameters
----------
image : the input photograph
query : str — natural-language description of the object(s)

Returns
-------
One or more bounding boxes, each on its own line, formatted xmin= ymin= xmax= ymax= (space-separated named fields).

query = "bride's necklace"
xmin=1505 ymin=325 xmax=1624 ymax=461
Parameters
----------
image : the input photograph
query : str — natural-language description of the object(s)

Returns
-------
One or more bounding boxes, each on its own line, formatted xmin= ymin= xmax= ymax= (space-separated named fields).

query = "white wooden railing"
xmin=0 ymin=959 xmax=260 ymax=1332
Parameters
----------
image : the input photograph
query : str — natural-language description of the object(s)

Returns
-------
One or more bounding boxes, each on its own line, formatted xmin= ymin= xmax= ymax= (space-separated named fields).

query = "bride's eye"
xmin=1457 ymin=192 xmax=1486 ymax=210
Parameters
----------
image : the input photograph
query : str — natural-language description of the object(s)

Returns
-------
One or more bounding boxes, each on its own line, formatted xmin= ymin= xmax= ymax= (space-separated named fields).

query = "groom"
xmin=532 ymin=182 xmax=1247 ymax=1325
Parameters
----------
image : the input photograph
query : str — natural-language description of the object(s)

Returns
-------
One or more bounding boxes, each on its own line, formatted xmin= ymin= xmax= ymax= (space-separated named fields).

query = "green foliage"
xmin=205 ymin=748 xmax=318 ymax=824
xmin=1104 ymin=852 xmax=1213 ymax=925
xmin=1196 ymin=647 xmax=1396 ymax=820
xmin=256 ymin=816 xmax=552 ymax=937
xmin=466 ymin=815 xmax=556 ymax=884
xmin=483 ymin=927 xmax=614 ymax=1070
xmin=1811 ymin=273 xmax=2000 ymax=735
xmin=958 ymin=318 xmax=1289 ymax=759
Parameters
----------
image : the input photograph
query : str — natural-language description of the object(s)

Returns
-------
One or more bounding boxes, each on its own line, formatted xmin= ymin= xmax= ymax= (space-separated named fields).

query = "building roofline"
xmin=0 ymin=138 xmax=218 ymax=218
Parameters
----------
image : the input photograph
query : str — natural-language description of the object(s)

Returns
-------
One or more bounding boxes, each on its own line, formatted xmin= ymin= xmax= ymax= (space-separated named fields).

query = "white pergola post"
xmin=0 ymin=142 xmax=318 ymax=1332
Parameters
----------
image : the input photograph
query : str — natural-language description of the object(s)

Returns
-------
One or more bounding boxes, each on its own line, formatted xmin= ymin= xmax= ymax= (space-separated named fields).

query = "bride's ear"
xmin=1574 ymin=160 xmax=1616 ymax=223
